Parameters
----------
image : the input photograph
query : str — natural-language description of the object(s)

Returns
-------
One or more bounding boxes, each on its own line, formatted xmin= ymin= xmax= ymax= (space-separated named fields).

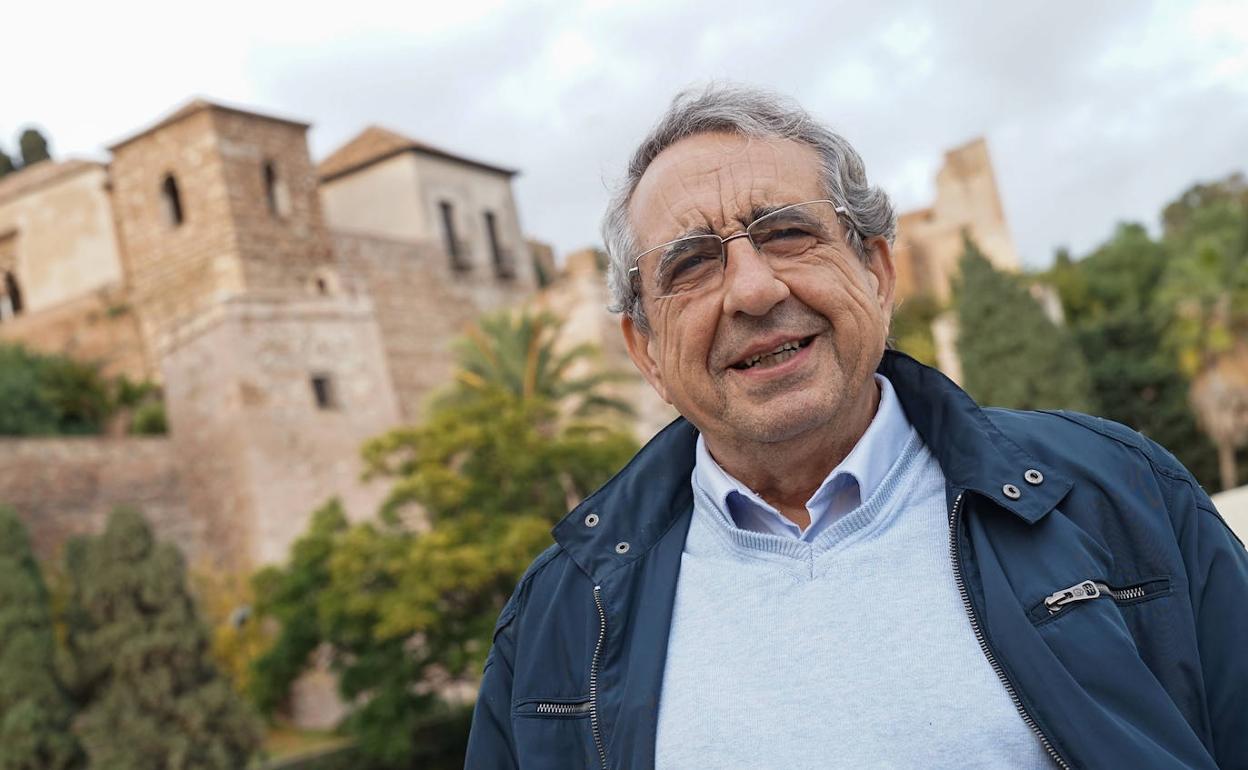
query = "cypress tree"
xmin=16 ymin=130 xmax=50 ymax=168
xmin=955 ymin=234 xmax=1094 ymax=412
xmin=64 ymin=508 xmax=260 ymax=770
xmin=0 ymin=506 xmax=85 ymax=770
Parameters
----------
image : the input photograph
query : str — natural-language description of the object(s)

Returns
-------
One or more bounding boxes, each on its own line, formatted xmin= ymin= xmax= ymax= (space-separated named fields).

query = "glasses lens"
xmin=637 ymin=236 xmax=725 ymax=298
xmin=747 ymin=201 xmax=839 ymax=261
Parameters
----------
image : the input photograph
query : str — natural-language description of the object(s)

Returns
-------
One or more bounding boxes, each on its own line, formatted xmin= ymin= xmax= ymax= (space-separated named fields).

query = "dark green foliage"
xmin=955 ymin=235 xmax=1094 ymax=412
xmin=17 ymin=129 xmax=50 ymax=168
xmin=64 ymin=508 xmax=261 ymax=769
xmin=0 ymin=149 xmax=14 ymax=178
xmin=0 ymin=344 xmax=166 ymax=436
xmin=1157 ymin=174 xmax=1248 ymax=488
xmin=1048 ymin=223 xmax=1220 ymax=487
xmin=128 ymin=401 xmax=168 ymax=435
xmin=0 ymin=345 xmax=110 ymax=435
xmin=0 ymin=507 xmax=85 ymax=770
xmin=249 ymin=501 xmax=348 ymax=716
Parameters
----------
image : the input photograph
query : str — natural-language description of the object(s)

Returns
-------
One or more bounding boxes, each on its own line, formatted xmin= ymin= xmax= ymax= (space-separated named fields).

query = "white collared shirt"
xmin=692 ymin=374 xmax=912 ymax=541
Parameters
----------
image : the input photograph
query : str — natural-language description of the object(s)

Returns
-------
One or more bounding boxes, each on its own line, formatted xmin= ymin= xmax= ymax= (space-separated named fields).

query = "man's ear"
xmin=864 ymin=235 xmax=897 ymax=318
xmin=621 ymin=314 xmax=671 ymax=404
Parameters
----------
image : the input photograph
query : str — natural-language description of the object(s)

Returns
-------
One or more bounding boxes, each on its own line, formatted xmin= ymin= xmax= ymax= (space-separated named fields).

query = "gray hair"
xmin=602 ymin=83 xmax=897 ymax=331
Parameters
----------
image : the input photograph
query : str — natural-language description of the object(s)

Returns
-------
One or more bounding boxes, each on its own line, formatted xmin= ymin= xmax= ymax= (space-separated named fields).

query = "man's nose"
xmin=720 ymin=236 xmax=789 ymax=316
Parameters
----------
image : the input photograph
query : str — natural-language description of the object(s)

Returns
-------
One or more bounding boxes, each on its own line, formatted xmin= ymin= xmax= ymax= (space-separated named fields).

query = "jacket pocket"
xmin=1029 ymin=577 xmax=1171 ymax=624
xmin=512 ymin=697 xmax=600 ymax=769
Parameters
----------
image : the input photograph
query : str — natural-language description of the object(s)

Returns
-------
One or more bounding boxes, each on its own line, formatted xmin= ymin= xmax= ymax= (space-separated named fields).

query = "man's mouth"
xmin=729 ymin=336 xmax=816 ymax=371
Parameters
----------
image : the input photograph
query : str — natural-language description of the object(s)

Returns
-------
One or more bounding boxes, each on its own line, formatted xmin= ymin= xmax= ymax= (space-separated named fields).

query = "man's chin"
xmin=720 ymin=399 xmax=837 ymax=446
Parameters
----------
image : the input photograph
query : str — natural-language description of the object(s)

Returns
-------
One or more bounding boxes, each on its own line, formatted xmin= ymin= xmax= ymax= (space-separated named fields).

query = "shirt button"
xmin=1024 ymin=469 xmax=1044 ymax=485
xmin=615 ymin=541 xmax=630 ymax=554
xmin=584 ymin=512 xmax=600 ymax=528
xmin=1002 ymin=483 xmax=1022 ymax=500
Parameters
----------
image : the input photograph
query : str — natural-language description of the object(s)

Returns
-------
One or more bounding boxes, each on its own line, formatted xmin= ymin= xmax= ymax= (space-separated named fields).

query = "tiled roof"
xmin=108 ymin=98 xmax=310 ymax=151
xmin=317 ymin=125 xmax=516 ymax=181
xmin=0 ymin=159 xmax=102 ymax=207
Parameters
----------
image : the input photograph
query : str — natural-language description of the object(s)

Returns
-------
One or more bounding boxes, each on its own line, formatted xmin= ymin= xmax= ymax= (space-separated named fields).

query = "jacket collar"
xmin=553 ymin=350 xmax=1072 ymax=583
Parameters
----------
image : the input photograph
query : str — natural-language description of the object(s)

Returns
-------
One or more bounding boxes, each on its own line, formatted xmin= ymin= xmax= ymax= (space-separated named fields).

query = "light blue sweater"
xmin=654 ymin=429 xmax=1054 ymax=769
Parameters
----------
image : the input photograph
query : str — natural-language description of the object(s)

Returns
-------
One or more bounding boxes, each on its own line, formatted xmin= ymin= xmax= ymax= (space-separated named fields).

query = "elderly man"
xmin=465 ymin=86 xmax=1248 ymax=769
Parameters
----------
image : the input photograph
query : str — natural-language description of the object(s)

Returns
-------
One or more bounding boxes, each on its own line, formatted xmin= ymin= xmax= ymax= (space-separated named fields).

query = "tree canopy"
xmin=17 ymin=129 xmax=50 ymax=168
xmin=63 ymin=508 xmax=261 ymax=769
xmin=955 ymin=235 xmax=1094 ymax=412
xmin=0 ymin=507 xmax=85 ymax=770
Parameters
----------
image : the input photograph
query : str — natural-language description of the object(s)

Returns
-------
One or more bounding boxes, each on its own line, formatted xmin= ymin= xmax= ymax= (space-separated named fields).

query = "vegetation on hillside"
xmin=954 ymin=234 xmax=1095 ymax=412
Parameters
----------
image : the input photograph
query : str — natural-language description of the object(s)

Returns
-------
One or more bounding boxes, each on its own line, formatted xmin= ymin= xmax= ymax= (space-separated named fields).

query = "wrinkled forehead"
xmin=629 ymin=132 xmax=825 ymax=248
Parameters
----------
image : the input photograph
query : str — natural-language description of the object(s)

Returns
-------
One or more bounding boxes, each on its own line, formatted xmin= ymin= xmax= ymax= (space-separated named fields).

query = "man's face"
xmin=621 ymin=132 xmax=896 ymax=449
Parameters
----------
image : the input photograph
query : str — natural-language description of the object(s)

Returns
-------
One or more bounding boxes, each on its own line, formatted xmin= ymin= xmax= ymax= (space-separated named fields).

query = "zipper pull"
xmin=1044 ymin=580 xmax=1101 ymax=613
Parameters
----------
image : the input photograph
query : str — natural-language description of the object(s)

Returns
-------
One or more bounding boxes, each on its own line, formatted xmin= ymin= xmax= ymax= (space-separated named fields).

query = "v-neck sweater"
xmin=654 ymin=429 xmax=1054 ymax=769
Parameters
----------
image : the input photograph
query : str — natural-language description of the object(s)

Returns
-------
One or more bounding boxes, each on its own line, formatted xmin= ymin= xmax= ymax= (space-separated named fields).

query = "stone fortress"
xmin=0 ymin=99 xmax=1019 ymax=571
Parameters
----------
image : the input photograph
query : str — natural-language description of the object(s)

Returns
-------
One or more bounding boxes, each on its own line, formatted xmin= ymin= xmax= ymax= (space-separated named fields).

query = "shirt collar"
xmin=692 ymin=374 xmax=912 ymax=540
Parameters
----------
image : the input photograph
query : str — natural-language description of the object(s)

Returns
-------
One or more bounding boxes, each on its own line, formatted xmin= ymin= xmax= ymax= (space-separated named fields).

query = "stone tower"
xmin=107 ymin=101 xmax=399 ymax=568
xmin=893 ymin=138 xmax=1021 ymax=303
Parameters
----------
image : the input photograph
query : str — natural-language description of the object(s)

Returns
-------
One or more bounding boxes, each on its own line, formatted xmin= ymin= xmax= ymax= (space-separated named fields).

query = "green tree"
xmin=251 ymin=314 xmax=637 ymax=768
xmin=443 ymin=309 xmax=633 ymax=419
xmin=0 ymin=507 xmax=85 ymax=770
xmin=248 ymin=500 xmax=347 ymax=716
xmin=955 ymin=235 xmax=1094 ymax=412
xmin=17 ymin=129 xmax=50 ymax=168
xmin=1046 ymin=223 xmax=1219 ymax=488
xmin=1157 ymin=174 xmax=1248 ymax=488
xmin=64 ymin=508 xmax=261 ymax=770
xmin=0 ymin=149 xmax=14 ymax=178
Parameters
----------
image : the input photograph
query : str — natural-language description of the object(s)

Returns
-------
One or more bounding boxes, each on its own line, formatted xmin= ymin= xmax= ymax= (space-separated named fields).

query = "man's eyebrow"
xmin=745 ymin=204 xmax=784 ymax=224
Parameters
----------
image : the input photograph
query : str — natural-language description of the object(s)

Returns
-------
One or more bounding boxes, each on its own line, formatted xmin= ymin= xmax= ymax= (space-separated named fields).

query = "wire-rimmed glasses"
xmin=628 ymin=199 xmax=850 ymax=301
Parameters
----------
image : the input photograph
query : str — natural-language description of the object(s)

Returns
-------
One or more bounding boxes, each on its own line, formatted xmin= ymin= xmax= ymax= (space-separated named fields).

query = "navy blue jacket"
xmin=466 ymin=352 xmax=1248 ymax=769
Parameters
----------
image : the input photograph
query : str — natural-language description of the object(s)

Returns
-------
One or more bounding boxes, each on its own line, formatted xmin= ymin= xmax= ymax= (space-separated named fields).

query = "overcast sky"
xmin=4 ymin=0 xmax=1246 ymax=268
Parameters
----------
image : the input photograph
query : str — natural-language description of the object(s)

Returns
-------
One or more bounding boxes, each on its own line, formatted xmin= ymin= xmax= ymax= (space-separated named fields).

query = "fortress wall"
xmin=0 ymin=436 xmax=198 ymax=562
xmin=0 ymin=287 xmax=150 ymax=380
xmin=332 ymin=232 xmax=534 ymax=421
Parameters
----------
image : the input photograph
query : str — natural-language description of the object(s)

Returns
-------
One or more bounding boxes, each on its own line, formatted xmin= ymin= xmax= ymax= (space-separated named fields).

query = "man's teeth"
xmin=738 ymin=340 xmax=804 ymax=369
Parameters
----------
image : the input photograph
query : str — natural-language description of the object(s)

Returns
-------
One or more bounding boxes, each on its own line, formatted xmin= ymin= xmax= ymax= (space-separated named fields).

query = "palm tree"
xmin=1161 ymin=175 xmax=1248 ymax=490
xmin=1189 ymin=346 xmax=1248 ymax=489
xmin=441 ymin=309 xmax=634 ymax=421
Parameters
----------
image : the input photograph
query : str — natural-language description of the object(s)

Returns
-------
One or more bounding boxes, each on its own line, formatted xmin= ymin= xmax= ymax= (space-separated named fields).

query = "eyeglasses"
xmin=628 ymin=199 xmax=851 ymax=301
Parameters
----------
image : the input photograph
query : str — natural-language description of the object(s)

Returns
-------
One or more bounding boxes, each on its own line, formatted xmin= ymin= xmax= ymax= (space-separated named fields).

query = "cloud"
xmin=5 ymin=0 xmax=1246 ymax=268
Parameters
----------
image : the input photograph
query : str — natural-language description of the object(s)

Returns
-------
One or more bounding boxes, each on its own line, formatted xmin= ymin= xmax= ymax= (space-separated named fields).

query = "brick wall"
xmin=110 ymin=109 xmax=246 ymax=358
xmin=333 ymin=232 xmax=536 ymax=420
xmin=0 ymin=286 xmax=150 ymax=380
xmin=0 ymin=436 xmax=197 ymax=562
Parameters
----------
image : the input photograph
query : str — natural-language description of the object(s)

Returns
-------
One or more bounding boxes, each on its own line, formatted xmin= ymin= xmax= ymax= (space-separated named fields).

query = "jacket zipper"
xmin=948 ymin=491 xmax=1072 ymax=770
xmin=589 ymin=585 xmax=608 ymax=769
xmin=533 ymin=701 xmax=593 ymax=716
xmin=1043 ymin=579 xmax=1158 ymax=613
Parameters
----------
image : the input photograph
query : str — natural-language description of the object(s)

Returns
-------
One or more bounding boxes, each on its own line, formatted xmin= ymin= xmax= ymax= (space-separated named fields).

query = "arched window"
xmin=1 ymin=271 xmax=22 ymax=320
xmin=263 ymin=161 xmax=290 ymax=218
xmin=161 ymin=174 xmax=184 ymax=227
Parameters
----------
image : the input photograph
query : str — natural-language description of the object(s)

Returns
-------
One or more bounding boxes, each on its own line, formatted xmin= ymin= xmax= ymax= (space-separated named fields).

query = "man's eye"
xmin=658 ymin=250 xmax=721 ymax=293
xmin=754 ymin=226 xmax=816 ymax=243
